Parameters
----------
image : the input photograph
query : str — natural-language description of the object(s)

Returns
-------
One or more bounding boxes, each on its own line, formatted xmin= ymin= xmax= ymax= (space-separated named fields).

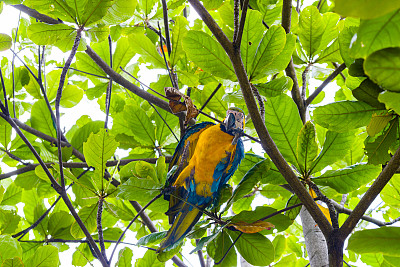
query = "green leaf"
xmin=0 ymin=117 xmax=12 ymax=149
xmin=209 ymin=231 xmax=237 ymax=267
xmin=240 ymin=9 xmax=265 ymax=74
xmin=79 ymin=0 xmax=113 ymax=26
xmin=60 ymin=84 xmax=83 ymax=108
xmin=48 ymin=211 xmax=75 ymax=239
xmin=351 ymin=10 xmax=400 ymax=58
xmin=83 ymin=128 xmax=119 ymax=188
xmin=117 ymin=177 xmax=162 ymax=202
xmin=182 ymin=31 xmax=236 ymax=80
xmin=0 ymin=209 xmax=20 ymax=234
xmin=313 ymin=164 xmax=381 ymax=193
xmin=352 ymin=79 xmax=385 ymax=109
xmin=285 ymin=195 xmax=302 ymax=221
xmin=299 ymin=6 xmax=325 ymax=58
xmin=249 ymin=25 xmax=286 ymax=80
xmin=0 ymin=33 xmax=12 ymax=51
xmin=379 ymin=91 xmax=400 ymax=115
xmin=122 ymin=103 xmax=155 ymax=145
xmin=232 ymin=153 xmax=264 ymax=184
xmin=339 ymin=26 xmax=358 ymax=67
xmin=348 ymin=227 xmax=400 ymax=256
xmin=191 ymin=226 xmax=225 ymax=253
xmin=170 ymin=16 xmax=189 ymax=67
xmin=153 ymin=109 xmax=178 ymax=146
xmin=71 ymin=120 xmax=104 ymax=153
xmin=192 ymin=82 xmax=227 ymax=117
xmin=265 ymin=94 xmax=302 ymax=167
xmin=263 ymin=33 xmax=296 ymax=77
xmin=0 ymin=235 xmax=22 ymax=264
xmin=334 ymin=0 xmax=400 ymax=19
xmin=102 ymin=0 xmax=137 ymax=24
xmin=135 ymin=249 xmax=163 ymax=267
xmin=31 ymin=100 xmax=56 ymax=138
xmin=137 ymin=232 xmax=167 ymax=246
xmin=381 ymin=174 xmax=400 ymax=208
xmin=113 ymin=37 xmax=136 ymax=72
xmin=27 ymin=23 xmax=75 ymax=45
xmin=256 ymin=77 xmax=293 ymax=98
xmin=228 ymin=231 xmax=274 ymax=266
xmin=225 ymin=159 xmax=271 ymax=211
xmin=313 ymin=101 xmax=381 ymax=132
xmin=297 ymin=121 xmax=318 ymax=173
xmin=310 ymin=131 xmax=356 ymax=174
xmin=318 ymin=12 xmax=340 ymax=54
xmin=76 ymin=52 xmax=106 ymax=77
xmin=116 ymin=247 xmax=133 ymax=267
xmin=129 ymin=33 xmax=165 ymax=69
xmin=365 ymin=118 xmax=398 ymax=164
xmin=273 ymin=235 xmax=287 ymax=261
xmin=364 ymin=47 xmax=400 ymax=92
xmin=138 ymin=0 xmax=158 ymax=17
xmin=25 ymin=245 xmax=59 ymax=267
xmin=86 ymin=25 xmax=110 ymax=43
xmin=1 ymin=183 xmax=22 ymax=205
xmin=70 ymin=203 xmax=98 ymax=239
xmin=2 ymin=257 xmax=23 ymax=267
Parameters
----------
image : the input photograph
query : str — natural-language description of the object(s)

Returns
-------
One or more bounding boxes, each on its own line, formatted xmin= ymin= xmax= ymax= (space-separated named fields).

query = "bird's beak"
xmin=224 ymin=113 xmax=236 ymax=132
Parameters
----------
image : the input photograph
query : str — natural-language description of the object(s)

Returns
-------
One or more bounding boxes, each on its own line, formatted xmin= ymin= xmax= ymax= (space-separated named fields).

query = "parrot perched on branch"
xmin=158 ymin=107 xmax=245 ymax=252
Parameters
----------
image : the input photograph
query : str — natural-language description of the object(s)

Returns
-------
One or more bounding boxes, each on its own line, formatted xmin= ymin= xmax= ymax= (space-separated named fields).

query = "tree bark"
xmin=300 ymin=207 xmax=329 ymax=267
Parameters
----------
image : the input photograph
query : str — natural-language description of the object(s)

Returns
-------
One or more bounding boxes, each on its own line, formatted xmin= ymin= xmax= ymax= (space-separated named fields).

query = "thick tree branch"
xmin=340 ymin=145 xmax=400 ymax=238
xmin=306 ymin=63 xmax=346 ymax=106
xmin=12 ymin=4 xmax=61 ymax=24
xmin=85 ymin=46 xmax=171 ymax=113
xmin=188 ymin=0 xmax=332 ymax=237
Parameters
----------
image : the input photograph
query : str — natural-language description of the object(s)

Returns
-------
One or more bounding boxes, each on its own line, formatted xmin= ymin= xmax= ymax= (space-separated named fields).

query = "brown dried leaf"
xmin=229 ymin=221 xmax=275 ymax=234
xmin=164 ymin=87 xmax=198 ymax=123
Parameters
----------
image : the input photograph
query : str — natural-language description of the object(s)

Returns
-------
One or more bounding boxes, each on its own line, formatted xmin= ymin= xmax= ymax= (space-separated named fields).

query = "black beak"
xmin=224 ymin=113 xmax=236 ymax=132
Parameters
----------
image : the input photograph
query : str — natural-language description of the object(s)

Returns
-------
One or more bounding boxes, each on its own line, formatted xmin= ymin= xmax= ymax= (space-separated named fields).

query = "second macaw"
xmin=158 ymin=107 xmax=245 ymax=252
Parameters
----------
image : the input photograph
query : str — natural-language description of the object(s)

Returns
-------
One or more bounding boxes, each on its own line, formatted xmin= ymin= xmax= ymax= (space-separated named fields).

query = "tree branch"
xmin=161 ymin=0 xmax=172 ymax=56
xmin=340 ymin=145 xmax=400 ymax=238
xmin=12 ymin=4 xmax=61 ymax=24
xmin=305 ymin=63 xmax=346 ymax=106
xmin=233 ymin=0 xmax=250 ymax=48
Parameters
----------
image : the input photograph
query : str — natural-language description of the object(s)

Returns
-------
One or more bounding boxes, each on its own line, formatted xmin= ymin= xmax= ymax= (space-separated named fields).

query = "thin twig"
xmin=305 ymin=63 xmax=346 ymax=106
xmin=250 ymin=84 xmax=265 ymax=125
xmin=55 ymin=66 xmax=109 ymax=79
xmin=332 ymin=62 xmax=346 ymax=81
xmin=12 ymin=11 xmax=22 ymax=118
xmin=109 ymin=193 xmax=162 ymax=264
xmin=199 ymin=83 xmax=222 ymax=112
xmin=308 ymin=182 xmax=339 ymax=229
xmin=234 ymin=0 xmax=250 ymax=48
xmin=161 ymin=0 xmax=172 ymax=56
xmin=196 ymin=240 xmax=206 ymax=267
xmin=0 ymin=148 xmax=29 ymax=165
xmin=104 ymin=36 xmax=113 ymax=130
xmin=0 ymin=69 xmax=10 ymax=115
xmin=301 ymin=64 xmax=311 ymax=99
xmin=97 ymin=198 xmax=107 ymax=260
xmin=157 ymin=22 xmax=177 ymax=89
xmin=232 ymin=0 xmax=240 ymax=43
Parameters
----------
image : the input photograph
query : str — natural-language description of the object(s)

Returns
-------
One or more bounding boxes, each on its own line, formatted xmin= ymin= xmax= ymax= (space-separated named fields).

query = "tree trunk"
xmin=300 ymin=207 xmax=329 ymax=267
xmin=327 ymin=229 xmax=344 ymax=267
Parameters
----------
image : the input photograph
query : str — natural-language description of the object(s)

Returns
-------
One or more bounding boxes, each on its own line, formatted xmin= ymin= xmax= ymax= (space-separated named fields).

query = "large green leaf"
xmin=122 ymin=103 xmax=155 ymax=145
xmin=313 ymin=164 xmax=381 ymax=193
xmin=138 ymin=0 xmax=158 ymax=17
xmin=249 ymin=25 xmax=286 ymax=80
xmin=313 ymin=101 xmax=381 ymax=132
xmin=60 ymin=84 xmax=83 ymax=108
xmin=335 ymin=0 xmax=400 ymax=19
xmin=379 ymin=91 xmax=400 ymax=115
xmin=117 ymin=176 xmax=162 ymax=202
xmin=364 ymin=47 xmax=400 ymax=92
xmin=170 ymin=16 xmax=189 ymax=67
xmin=256 ymin=77 xmax=293 ymax=98
xmin=228 ymin=231 xmax=274 ymax=266
xmin=77 ymin=0 xmax=113 ymax=26
xmin=27 ymin=23 xmax=75 ymax=45
xmin=0 ymin=33 xmax=12 ymax=51
xmin=297 ymin=121 xmax=318 ymax=174
xmin=348 ymin=227 xmax=400 ymax=256
xmin=298 ymin=6 xmax=325 ymax=58
xmin=208 ymin=231 xmax=237 ymax=267
xmin=0 ymin=210 xmax=20 ymax=234
xmin=31 ymin=100 xmax=56 ymax=138
xmin=317 ymin=12 xmax=340 ymax=55
xmin=1 ymin=183 xmax=22 ymax=206
xmin=102 ymin=0 xmax=137 ymax=24
xmin=48 ymin=211 xmax=75 ymax=239
xmin=265 ymin=94 xmax=302 ymax=167
xmin=309 ymin=131 xmax=356 ymax=174
xmin=70 ymin=120 xmax=104 ymax=153
xmin=23 ymin=0 xmax=76 ymax=23
xmin=136 ymin=232 xmax=167 ymax=246
xmin=352 ymin=79 xmax=385 ymax=109
xmin=25 ymin=245 xmax=59 ymax=267
xmin=273 ymin=235 xmax=287 ymax=261
xmin=339 ymin=26 xmax=358 ymax=67
xmin=129 ymin=33 xmax=166 ymax=69
xmin=83 ymin=128 xmax=119 ymax=189
xmin=113 ymin=37 xmax=136 ymax=72
xmin=351 ymin=10 xmax=400 ymax=58
xmin=0 ymin=235 xmax=22 ymax=264
xmin=135 ymin=250 xmax=163 ymax=267
xmin=76 ymin=52 xmax=106 ymax=77
xmin=381 ymin=174 xmax=400 ymax=208
xmin=365 ymin=118 xmax=398 ymax=165
xmin=2 ymin=257 xmax=23 ymax=267
xmin=70 ymin=203 xmax=98 ymax=239
xmin=240 ymin=9 xmax=265 ymax=75
xmin=182 ymin=31 xmax=236 ymax=80
xmin=0 ymin=117 xmax=12 ymax=149
xmin=116 ymin=247 xmax=133 ymax=267
xmin=192 ymin=82 xmax=227 ymax=117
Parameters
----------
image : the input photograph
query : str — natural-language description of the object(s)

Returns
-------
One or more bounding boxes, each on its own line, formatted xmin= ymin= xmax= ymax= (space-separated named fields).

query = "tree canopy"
xmin=0 ymin=0 xmax=399 ymax=266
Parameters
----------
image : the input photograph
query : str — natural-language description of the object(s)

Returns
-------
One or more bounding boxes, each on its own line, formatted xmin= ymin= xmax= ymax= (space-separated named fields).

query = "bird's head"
xmin=223 ymin=107 xmax=245 ymax=135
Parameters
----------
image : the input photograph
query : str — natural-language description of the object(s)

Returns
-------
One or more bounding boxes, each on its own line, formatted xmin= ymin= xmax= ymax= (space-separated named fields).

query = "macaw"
xmin=158 ymin=107 xmax=245 ymax=252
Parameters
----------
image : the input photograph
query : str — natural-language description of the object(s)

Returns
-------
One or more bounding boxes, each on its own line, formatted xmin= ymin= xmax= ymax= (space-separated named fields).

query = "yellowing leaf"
xmin=229 ymin=220 xmax=275 ymax=234
xmin=367 ymin=112 xmax=394 ymax=137
xmin=309 ymin=188 xmax=331 ymax=224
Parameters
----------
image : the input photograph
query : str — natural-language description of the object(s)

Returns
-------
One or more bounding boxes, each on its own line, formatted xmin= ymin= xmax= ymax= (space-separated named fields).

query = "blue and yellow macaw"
xmin=158 ymin=107 xmax=245 ymax=252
